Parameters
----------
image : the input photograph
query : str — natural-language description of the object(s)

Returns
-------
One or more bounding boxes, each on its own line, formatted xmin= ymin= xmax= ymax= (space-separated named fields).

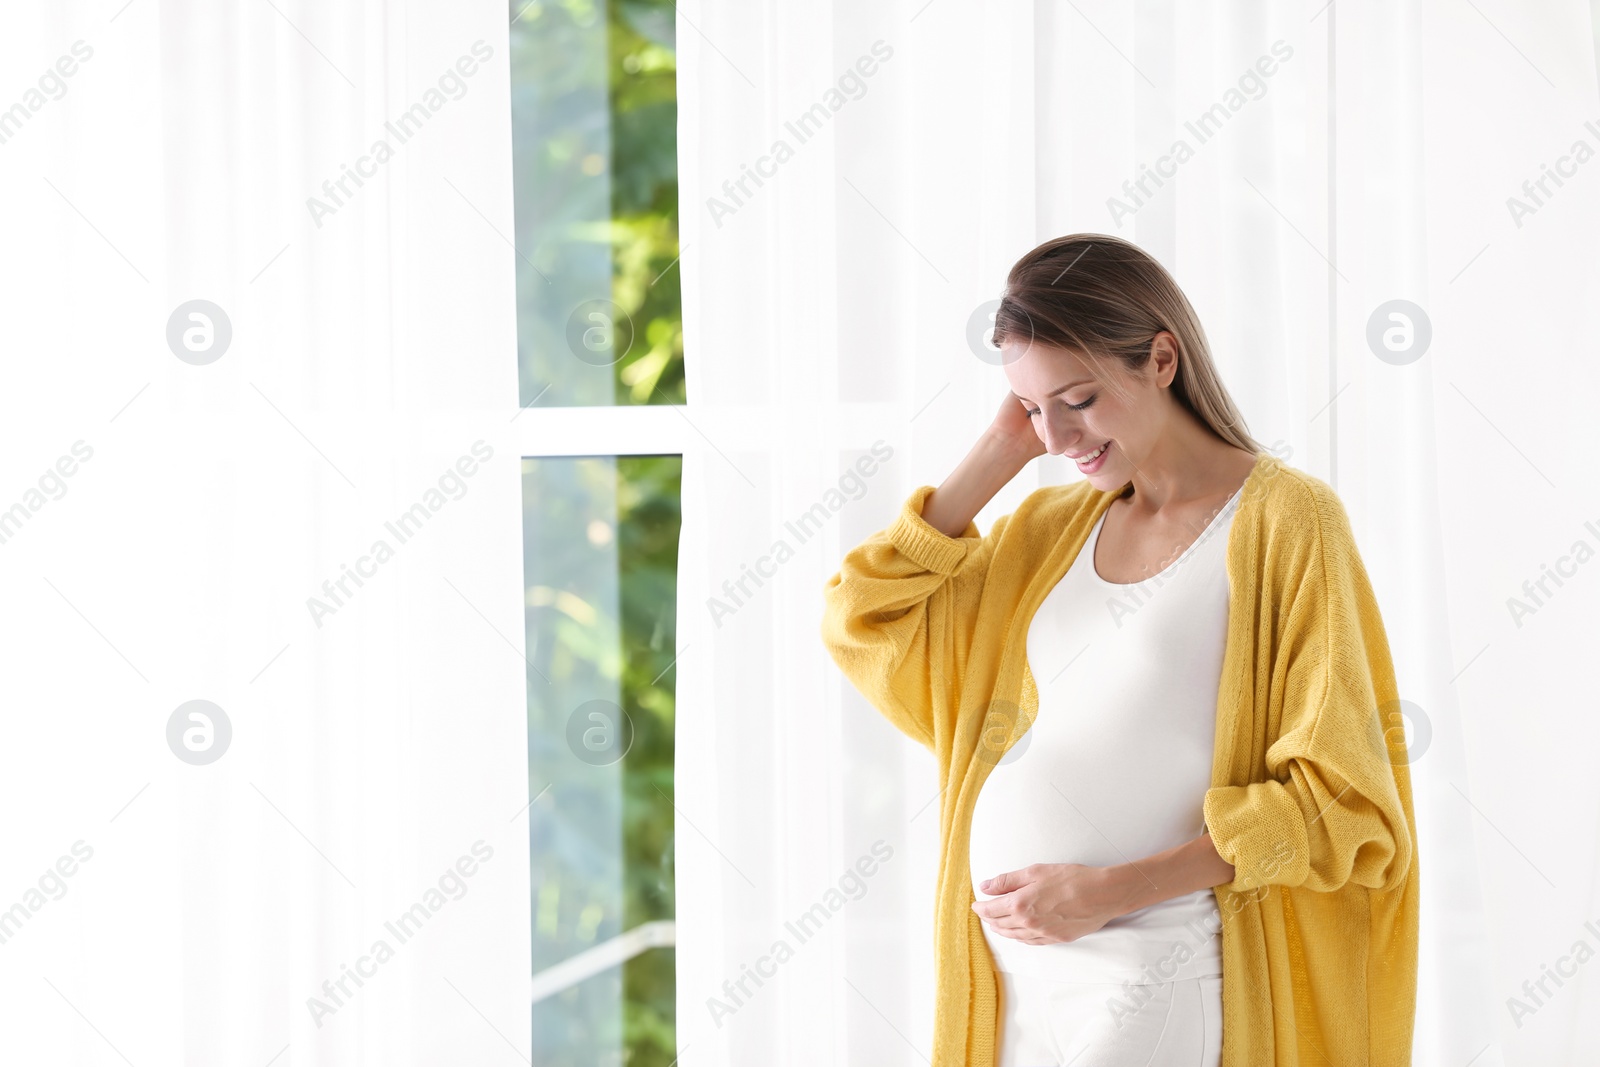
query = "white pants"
xmin=996 ymin=970 xmax=1223 ymax=1067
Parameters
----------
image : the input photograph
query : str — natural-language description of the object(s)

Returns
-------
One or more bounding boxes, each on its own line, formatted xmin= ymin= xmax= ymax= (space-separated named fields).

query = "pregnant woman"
xmin=821 ymin=235 xmax=1419 ymax=1066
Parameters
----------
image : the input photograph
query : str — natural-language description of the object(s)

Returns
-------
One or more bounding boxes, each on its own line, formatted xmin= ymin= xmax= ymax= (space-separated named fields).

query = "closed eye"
xmin=1025 ymin=395 xmax=1097 ymax=416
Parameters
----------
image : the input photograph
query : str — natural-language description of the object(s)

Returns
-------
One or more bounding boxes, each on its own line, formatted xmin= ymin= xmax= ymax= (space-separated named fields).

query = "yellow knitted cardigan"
xmin=820 ymin=450 xmax=1419 ymax=1066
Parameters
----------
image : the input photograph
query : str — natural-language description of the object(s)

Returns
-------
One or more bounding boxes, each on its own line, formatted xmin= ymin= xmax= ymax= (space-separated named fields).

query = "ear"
xmin=1147 ymin=330 xmax=1181 ymax=388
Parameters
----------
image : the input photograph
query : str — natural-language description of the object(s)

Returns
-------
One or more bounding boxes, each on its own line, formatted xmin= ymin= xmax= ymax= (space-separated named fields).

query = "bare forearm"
xmin=1107 ymin=832 xmax=1237 ymax=918
xmin=920 ymin=432 xmax=1036 ymax=538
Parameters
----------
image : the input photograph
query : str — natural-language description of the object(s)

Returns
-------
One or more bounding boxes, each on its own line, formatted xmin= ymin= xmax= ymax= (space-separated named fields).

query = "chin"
xmin=1084 ymin=471 xmax=1120 ymax=491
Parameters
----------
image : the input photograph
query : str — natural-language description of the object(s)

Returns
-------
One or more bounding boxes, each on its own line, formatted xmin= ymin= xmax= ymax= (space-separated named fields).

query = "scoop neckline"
xmin=1088 ymin=483 xmax=1245 ymax=588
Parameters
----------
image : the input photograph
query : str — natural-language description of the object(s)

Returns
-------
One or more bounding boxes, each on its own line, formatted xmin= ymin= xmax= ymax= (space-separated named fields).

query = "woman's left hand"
xmin=971 ymin=863 xmax=1136 ymax=945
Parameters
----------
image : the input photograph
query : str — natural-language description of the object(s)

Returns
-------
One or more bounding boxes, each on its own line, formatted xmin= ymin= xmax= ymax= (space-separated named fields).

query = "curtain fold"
xmin=678 ymin=1 xmax=1600 ymax=1064
xmin=0 ymin=2 xmax=529 ymax=1064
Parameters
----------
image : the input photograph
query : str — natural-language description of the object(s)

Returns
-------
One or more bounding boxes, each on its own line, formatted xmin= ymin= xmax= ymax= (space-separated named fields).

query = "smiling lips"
xmin=1070 ymin=441 xmax=1110 ymax=465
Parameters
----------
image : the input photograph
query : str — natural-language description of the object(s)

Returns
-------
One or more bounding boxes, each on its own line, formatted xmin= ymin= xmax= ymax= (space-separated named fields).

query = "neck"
xmin=1118 ymin=410 xmax=1253 ymax=514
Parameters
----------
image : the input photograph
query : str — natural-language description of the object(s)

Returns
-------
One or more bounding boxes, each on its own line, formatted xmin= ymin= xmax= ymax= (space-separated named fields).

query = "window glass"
xmin=510 ymin=0 xmax=685 ymax=408
xmin=524 ymin=454 xmax=680 ymax=1066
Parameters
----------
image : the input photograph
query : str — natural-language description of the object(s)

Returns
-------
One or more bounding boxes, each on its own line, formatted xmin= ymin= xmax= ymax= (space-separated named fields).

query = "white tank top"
xmin=968 ymin=485 xmax=1243 ymax=983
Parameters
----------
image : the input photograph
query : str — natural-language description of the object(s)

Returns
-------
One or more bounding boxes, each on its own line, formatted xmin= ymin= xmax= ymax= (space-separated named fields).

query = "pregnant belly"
xmin=968 ymin=748 xmax=1210 ymax=901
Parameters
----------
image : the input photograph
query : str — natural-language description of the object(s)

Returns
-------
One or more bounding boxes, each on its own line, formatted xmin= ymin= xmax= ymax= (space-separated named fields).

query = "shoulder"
xmin=1243 ymin=453 xmax=1360 ymax=560
xmin=969 ymin=478 xmax=1105 ymax=565
xmin=1007 ymin=477 xmax=1104 ymax=530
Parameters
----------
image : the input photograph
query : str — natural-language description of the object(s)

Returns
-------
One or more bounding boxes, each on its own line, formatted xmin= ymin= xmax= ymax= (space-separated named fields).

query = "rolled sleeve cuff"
xmin=886 ymin=485 xmax=981 ymax=575
xmin=1203 ymin=783 xmax=1311 ymax=893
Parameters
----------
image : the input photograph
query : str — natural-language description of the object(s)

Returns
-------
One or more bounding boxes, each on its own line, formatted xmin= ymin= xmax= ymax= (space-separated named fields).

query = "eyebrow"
xmin=1019 ymin=377 xmax=1095 ymax=403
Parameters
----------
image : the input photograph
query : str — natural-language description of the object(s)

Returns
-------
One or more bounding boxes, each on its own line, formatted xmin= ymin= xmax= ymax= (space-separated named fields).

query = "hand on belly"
xmin=971 ymin=862 xmax=1133 ymax=946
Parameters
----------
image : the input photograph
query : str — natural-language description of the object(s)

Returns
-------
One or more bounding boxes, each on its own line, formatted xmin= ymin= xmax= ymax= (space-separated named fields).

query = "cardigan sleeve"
xmin=1202 ymin=485 xmax=1414 ymax=895
xmin=820 ymin=484 xmax=1009 ymax=753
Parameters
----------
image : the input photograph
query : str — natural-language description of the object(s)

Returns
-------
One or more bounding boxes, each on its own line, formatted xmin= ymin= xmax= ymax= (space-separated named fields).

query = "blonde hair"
xmin=989 ymin=234 xmax=1265 ymax=455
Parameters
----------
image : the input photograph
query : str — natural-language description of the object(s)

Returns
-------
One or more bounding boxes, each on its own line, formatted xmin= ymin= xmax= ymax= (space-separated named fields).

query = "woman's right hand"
xmin=919 ymin=391 xmax=1047 ymax=538
xmin=988 ymin=391 xmax=1049 ymax=463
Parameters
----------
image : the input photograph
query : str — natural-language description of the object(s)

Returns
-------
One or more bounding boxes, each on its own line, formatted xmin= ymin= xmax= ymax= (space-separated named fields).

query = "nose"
xmin=1039 ymin=414 xmax=1077 ymax=456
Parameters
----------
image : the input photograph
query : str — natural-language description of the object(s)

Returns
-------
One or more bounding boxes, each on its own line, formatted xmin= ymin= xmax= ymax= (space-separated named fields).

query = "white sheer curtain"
xmin=0 ymin=3 xmax=529 ymax=1065
xmin=7 ymin=1 xmax=1599 ymax=1064
xmin=678 ymin=1 xmax=1600 ymax=1064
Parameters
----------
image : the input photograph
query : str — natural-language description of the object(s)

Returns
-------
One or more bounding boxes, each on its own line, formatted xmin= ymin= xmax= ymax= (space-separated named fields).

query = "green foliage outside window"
xmin=512 ymin=0 xmax=684 ymax=408
xmin=518 ymin=0 xmax=684 ymax=1063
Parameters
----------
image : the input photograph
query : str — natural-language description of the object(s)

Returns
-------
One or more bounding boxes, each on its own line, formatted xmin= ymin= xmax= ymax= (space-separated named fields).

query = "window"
xmin=511 ymin=1 xmax=682 ymax=1064
xmin=511 ymin=0 xmax=684 ymax=409
xmin=523 ymin=456 xmax=680 ymax=1064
